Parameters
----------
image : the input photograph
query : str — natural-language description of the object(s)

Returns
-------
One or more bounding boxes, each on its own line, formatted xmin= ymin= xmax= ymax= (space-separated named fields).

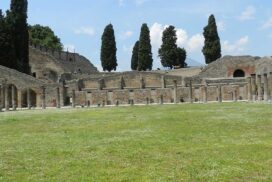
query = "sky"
xmin=2 ymin=0 xmax=272 ymax=71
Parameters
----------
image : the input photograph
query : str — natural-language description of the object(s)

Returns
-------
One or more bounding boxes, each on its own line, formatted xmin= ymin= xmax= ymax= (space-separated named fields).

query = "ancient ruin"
xmin=0 ymin=44 xmax=272 ymax=111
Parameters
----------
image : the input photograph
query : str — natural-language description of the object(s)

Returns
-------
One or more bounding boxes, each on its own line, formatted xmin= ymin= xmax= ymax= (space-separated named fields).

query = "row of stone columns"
xmin=0 ymin=84 xmax=18 ymax=111
xmin=248 ymin=73 xmax=272 ymax=102
xmin=0 ymin=84 xmax=64 ymax=111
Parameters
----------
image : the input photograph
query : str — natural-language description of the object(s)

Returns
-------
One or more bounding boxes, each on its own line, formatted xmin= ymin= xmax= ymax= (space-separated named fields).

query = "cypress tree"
xmin=0 ymin=10 xmax=6 ymax=67
xmin=9 ymin=0 xmax=30 ymax=74
xmin=0 ymin=10 xmax=16 ymax=69
xmin=131 ymin=41 xmax=139 ymax=71
xmin=202 ymin=14 xmax=221 ymax=64
xmin=138 ymin=23 xmax=153 ymax=71
xmin=100 ymin=24 xmax=118 ymax=72
xmin=159 ymin=25 xmax=178 ymax=69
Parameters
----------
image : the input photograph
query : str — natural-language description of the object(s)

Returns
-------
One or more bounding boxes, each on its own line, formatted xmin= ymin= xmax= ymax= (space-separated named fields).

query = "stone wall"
xmin=29 ymin=44 xmax=98 ymax=83
xmin=199 ymin=56 xmax=260 ymax=78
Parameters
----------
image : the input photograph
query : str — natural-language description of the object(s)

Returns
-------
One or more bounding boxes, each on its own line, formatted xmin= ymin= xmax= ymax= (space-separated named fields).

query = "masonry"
xmin=1 ymin=54 xmax=272 ymax=111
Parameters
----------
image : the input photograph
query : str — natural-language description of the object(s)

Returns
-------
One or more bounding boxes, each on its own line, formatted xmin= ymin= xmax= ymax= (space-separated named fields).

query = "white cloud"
xmin=217 ymin=21 xmax=225 ymax=31
xmin=120 ymin=31 xmax=133 ymax=39
xmin=149 ymin=22 xmax=205 ymax=68
xmin=176 ymin=28 xmax=188 ymax=46
xmin=63 ymin=44 xmax=75 ymax=52
xmin=261 ymin=17 xmax=272 ymax=29
xmin=187 ymin=34 xmax=204 ymax=52
xmin=150 ymin=23 xmax=164 ymax=48
xmin=238 ymin=6 xmax=255 ymax=21
xmin=223 ymin=36 xmax=249 ymax=54
xmin=74 ymin=27 xmax=95 ymax=36
xmin=150 ymin=22 xmax=203 ymax=53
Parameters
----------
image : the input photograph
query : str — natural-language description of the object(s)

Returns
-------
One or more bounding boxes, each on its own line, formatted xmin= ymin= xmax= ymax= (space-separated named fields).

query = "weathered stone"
xmin=257 ymin=75 xmax=262 ymax=101
xmin=263 ymin=74 xmax=268 ymax=101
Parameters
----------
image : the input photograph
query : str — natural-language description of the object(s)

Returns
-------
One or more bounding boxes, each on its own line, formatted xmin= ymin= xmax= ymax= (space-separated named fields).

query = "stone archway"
xmin=0 ymin=84 xmax=18 ymax=110
xmin=21 ymin=89 xmax=37 ymax=108
xmin=233 ymin=69 xmax=245 ymax=78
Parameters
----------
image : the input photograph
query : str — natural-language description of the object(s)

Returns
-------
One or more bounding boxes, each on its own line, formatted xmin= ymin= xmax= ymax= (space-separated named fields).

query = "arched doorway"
xmin=233 ymin=69 xmax=245 ymax=78
xmin=21 ymin=89 xmax=37 ymax=108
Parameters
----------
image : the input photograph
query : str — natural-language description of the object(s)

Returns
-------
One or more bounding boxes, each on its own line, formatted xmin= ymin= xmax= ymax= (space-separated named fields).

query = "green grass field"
xmin=0 ymin=103 xmax=271 ymax=181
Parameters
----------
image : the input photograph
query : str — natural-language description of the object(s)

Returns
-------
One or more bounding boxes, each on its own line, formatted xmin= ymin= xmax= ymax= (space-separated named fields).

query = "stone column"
xmin=217 ymin=85 xmax=222 ymax=103
xmin=5 ymin=85 xmax=9 ymax=111
xmin=161 ymin=75 xmax=166 ymax=88
xmin=140 ymin=76 xmax=145 ymax=89
xmin=27 ymin=88 xmax=31 ymax=109
xmin=11 ymin=85 xmax=17 ymax=111
xmin=202 ymin=85 xmax=207 ymax=103
xmin=1 ymin=85 xmax=4 ymax=109
xmin=251 ymin=74 xmax=256 ymax=101
xmin=263 ymin=74 xmax=268 ymax=102
xmin=233 ymin=86 xmax=238 ymax=102
xmin=61 ymin=82 xmax=66 ymax=107
xmin=160 ymin=95 xmax=163 ymax=105
xmin=17 ymin=90 xmax=22 ymax=108
xmin=56 ymin=87 xmax=61 ymax=108
xmin=0 ymin=85 xmax=3 ymax=112
xmin=257 ymin=75 xmax=262 ymax=101
xmin=247 ymin=77 xmax=252 ymax=101
xmin=269 ymin=72 xmax=272 ymax=101
xmin=188 ymin=80 xmax=193 ymax=103
xmin=41 ymin=86 xmax=46 ymax=109
xmin=72 ymin=90 xmax=76 ymax=108
xmin=173 ymin=80 xmax=178 ymax=104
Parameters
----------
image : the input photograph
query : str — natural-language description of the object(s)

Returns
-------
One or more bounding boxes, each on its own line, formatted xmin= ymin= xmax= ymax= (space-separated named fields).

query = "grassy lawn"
xmin=0 ymin=103 xmax=271 ymax=181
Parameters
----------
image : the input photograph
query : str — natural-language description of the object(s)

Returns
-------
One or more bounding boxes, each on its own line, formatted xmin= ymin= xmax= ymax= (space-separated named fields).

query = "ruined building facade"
xmin=0 ymin=46 xmax=272 ymax=111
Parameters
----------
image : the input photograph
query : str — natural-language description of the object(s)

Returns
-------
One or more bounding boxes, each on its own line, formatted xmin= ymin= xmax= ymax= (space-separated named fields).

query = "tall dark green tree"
xmin=29 ymin=24 xmax=63 ymax=51
xmin=159 ymin=25 xmax=177 ymax=69
xmin=100 ymin=24 xmax=118 ymax=72
xmin=202 ymin=14 xmax=221 ymax=64
xmin=175 ymin=47 xmax=187 ymax=68
xmin=138 ymin=23 xmax=153 ymax=71
xmin=131 ymin=41 xmax=139 ymax=70
xmin=8 ymin=0 xmax=30 ymax=74
xmin=159 ymin=25 xmax=187 ymax=69
xmin=0 ymin=10 xmax=16 ymax=69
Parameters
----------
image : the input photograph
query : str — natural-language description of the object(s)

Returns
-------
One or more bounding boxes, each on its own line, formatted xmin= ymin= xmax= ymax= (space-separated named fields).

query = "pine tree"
xmin=29 ymin=24 xmax=63 ymax=51
xmin=100 ymin=24 xmax=118 ymax=72
xmin=175 ymin=47 xmax=187 ymax=68
xmin=9 ymin=0 xmax=30 ymax=74
xmin=159 ymin=25 xmax=178 ymax=69
xmin=138 ymin=23 xmax=153 ymax=71
xmin=202 ymin=14 xmax=221 ymax=64
xmin=131 ymin=41 xmax=139 ymax=70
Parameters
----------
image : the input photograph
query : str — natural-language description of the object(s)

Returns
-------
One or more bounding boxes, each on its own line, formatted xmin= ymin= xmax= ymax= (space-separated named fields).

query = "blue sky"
xmin=2 ymin=0 xmax=272 ymax=71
